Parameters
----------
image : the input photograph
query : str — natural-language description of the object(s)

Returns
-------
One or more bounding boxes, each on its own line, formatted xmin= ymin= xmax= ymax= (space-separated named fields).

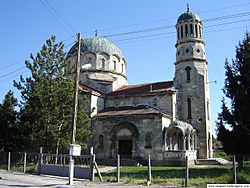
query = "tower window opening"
xmin=177 ymin=27 xmax=180 ymax=40
xmin=187 ymin=97 xmax=192 ymax=119
xmin=195 ymin=24 xmax=198 ymax=37
xmin=185 ymin=24 xmax=188 ymax=37
xmin=190 ymin=24 xmax=193 ymax=36
xmin=181 ymin=25 xmax=183 ymax=38
xmin=199 ymin=25 xmax=202 ymax=38
xmin=185 ymin=66 xmax=191 ymax=83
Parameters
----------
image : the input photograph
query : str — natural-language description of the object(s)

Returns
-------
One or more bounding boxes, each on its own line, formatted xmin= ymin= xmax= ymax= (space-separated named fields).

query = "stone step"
xmin=195 ymin=158 xmax=229 ymax=165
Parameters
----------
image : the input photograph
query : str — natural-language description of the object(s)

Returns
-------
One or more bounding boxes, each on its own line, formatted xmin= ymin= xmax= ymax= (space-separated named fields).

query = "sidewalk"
xmin=0 ymin=170 xmax=180 ymax=188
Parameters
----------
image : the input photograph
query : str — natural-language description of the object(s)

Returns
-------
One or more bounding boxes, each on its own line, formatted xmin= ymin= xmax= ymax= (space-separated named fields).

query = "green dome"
xmin=68 ymin=36 xmax=124 ymax=57
xmin=177 ymin=11 xmax=201 ymax=23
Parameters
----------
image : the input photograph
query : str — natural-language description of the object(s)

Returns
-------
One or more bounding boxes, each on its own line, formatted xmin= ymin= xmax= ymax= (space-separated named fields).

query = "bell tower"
xmin=174 ymin=6 xmax=212 ymax=159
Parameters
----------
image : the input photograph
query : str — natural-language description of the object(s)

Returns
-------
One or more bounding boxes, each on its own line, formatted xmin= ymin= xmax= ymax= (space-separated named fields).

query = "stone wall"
xmin=106 ymin=92 xmax=174 ymax=115
xmin=92 ymin=114 xmax=171 ymax=161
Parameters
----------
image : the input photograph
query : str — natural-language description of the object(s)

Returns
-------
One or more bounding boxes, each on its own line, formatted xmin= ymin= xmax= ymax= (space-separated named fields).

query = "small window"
xmin=207 ymin=100 xmax=210 ymax=120
xmin=185 ymin=66 xmax=191 ymax=83
xmin=153 ymin=97 xmax=158 ymax=107
xmin=145 ymin=133 xmax=152 ymax=148
xmin=187 ymin=97 xmax=192 ymax=119
xmin=102 ymin=58 xmax=105 ymax=69
xmin=113 ymin=61 xmax=116 ymax=71
xmin=121 ymin=63 xmax=124 ymax=73
xmin=99 ymin=135 xmax=104 ymax=148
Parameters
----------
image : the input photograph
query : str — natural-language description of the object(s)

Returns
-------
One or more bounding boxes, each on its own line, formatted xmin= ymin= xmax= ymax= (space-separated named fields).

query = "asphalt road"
xmin=0 ymin=170 xmax=180 ymax=188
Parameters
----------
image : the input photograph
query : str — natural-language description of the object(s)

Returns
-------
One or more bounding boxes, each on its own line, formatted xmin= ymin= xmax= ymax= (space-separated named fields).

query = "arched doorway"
xmin=110 ymin=121 xmax=138 ymax=159
xmin=117 ymin=128 xmax=132 ymax=158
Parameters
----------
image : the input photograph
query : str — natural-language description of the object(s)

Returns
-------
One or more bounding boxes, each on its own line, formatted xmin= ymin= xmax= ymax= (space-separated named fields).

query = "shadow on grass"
xmin=102 ymin=166 xmax=231 ymax=179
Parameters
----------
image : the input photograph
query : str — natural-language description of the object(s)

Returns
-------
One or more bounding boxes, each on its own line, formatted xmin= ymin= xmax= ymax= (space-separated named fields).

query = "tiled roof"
xmin=95 ymin=105 xmax=171 ymax=117
xmin=108 ymin=81 xmax=174 ymax=96
xmin=79 ymin=84 xmax=103 ymax=94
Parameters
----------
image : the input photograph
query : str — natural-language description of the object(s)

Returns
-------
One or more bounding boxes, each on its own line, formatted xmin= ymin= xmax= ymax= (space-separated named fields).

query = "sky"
xmin=1 ymin=0 xmax=250 ymax=136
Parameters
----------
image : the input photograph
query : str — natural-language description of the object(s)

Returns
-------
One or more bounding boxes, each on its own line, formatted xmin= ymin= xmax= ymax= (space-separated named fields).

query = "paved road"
xmin=0 ymin=170 xmax=180 ymax=188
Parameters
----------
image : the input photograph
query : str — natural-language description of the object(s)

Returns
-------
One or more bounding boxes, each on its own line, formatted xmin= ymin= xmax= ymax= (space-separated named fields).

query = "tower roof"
xmin=177 ymin=8 xmax=201 ymax=23
xmin=67 ymin=36 xmax=124 ymax=58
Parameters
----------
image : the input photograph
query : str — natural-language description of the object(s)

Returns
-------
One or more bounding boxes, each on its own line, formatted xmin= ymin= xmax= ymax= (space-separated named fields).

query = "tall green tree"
xmin=14 ymin=36 xmax=91 ymax=153
xmin=217 ymin=33 xmax=250 ymax=167
xmin=0 ymin=91 xmax=18 ymax=152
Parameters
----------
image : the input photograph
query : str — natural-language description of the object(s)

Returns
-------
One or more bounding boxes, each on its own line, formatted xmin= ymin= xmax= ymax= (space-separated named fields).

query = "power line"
xmin=39 ymin=0 xmax=74 ymax=37
xmin=0 ymin=70 xmax=29 ymax=84
xmin=0 ymin=66 xmax=26 ymax=79
xmin=113 ymin=18 xmax=250 ymax=44
xmin=0 ymin=57 xmax=29 ymax=72
xmin=102 ymin=11 xmax=250 ymax=39
xmin=43 ymin=0 xmax=77 ymax=34
xmin=98 ymin=2 xmax=250 ymax=33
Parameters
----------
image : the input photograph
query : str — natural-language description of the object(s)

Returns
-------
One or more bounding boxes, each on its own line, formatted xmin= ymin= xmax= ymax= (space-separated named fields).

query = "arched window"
xmin=185 ymin=66 xmax=191 ymax=83
xmin=99 ymin=135 xmax=104 ymax=148
xmin=187 ymin=97 xmax=192 ymax=119
xmin=121 ymin=63 xmax=124 ymax=73
xmin=145 ymin=133 xmax=152 ymax=148
xmin=113 ymin=61 xmax=116 ymax=71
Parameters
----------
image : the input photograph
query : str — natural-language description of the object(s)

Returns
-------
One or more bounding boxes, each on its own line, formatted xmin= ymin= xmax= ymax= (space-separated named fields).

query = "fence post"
xmin=38 ymin=147 xmax=43 ymax=174
xmin=116 ymin=154 xmax=120 ymax=183
xmin=185 ymin=156 xmax=189 ymax=187
xmin=147 ymin=155 xmax=152 ymax=186
xmin=7 ymin=152 xmax=11 ymax=171
xmin=90 ymin=154 xmax=95 ymax=181
xmin=23 ymin=152 xmax=27 ymax=173
xmin=233 ymin=155 xmax=237 ymax=184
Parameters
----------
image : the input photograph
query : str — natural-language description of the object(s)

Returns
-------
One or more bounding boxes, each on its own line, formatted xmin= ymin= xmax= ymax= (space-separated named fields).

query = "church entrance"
xmin=118 ymin=139 xmax=132 ymax=159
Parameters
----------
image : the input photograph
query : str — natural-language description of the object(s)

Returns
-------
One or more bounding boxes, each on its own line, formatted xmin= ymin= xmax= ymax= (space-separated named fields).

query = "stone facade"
xmin=66 ymin=9 xmax=213 ymax=165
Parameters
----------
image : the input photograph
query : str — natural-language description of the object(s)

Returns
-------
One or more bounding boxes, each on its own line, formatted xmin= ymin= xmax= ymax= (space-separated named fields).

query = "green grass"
xmin=101 ymin=163 xmax=250 ymax=187
xmin=0 ymin=163 xmax=37 ymax=173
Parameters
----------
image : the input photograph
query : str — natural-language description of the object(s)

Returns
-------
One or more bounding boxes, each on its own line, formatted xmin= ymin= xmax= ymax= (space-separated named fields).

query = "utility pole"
xmin=69 ymin=32 xmax=81 ymax=185
xmin=71 ymin=32 xmax=81 ymax=144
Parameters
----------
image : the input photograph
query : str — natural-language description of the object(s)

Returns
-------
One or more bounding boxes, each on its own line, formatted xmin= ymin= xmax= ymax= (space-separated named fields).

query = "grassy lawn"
xmin=1 ymin=160 xmax=249 ymax=187
xmin=101 ymin=162 xmax=250 ymax=188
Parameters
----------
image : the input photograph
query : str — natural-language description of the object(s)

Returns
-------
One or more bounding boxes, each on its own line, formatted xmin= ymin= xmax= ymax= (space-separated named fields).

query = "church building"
xmin=66 ymin=8 xmax=213 ymax=165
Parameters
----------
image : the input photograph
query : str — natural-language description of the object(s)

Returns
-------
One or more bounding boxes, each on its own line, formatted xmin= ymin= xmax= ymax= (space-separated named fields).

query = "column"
xmin=169 ymin=137 xmax=172 ymax=150
xmin=187 ymin=135 xmax=191 ymax=150
xmin=183 ymin=136 xmax=186 ymax=150
xmin=192 ymin=135 xmax=195 ymax=150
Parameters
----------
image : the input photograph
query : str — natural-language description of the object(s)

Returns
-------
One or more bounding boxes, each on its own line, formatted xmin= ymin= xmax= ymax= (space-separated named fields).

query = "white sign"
xmin=69 ymin=144 xmax=81 ymax=156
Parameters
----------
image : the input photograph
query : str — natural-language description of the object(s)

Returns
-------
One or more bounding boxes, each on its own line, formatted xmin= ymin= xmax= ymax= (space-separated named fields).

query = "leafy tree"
xmin=0 ymin=91 xmax=18 ymax=152
xmin=14 ymin=36 xmax=91 ymax=153
xmin=217 ymin=33 xmax=250 ymax=168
